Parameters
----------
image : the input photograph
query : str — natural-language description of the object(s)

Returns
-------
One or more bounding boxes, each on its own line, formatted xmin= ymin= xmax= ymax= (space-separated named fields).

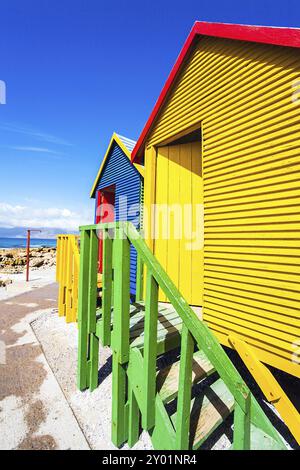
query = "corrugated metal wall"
xmin=146 ymin=36 xmax=300 ymax=377
xmin=96 ymin=142 xmax=142 ymax=295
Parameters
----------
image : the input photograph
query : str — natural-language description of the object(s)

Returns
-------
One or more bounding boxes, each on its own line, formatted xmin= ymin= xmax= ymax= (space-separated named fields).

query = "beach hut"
xmin=131 ymin=22 xmax=300 ymax=380
xmin=90 ymin=132 xmax=144 ymax=296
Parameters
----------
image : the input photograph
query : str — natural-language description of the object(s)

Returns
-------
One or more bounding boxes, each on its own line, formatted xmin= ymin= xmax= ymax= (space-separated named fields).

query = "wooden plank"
xmin=142 ymin=272 xmax=158 ymax=430
xmin=124 ymin=222 xmax=251 ymax=412
xmin=89 ymin=333 xmax=99 ymax=392
xmin=100 ymin=230 xmax=113 ymax=346
xmin=166 ymin=144 xmax=180 ymax=290
xmin=191 ymin=141 xmax=204 ymax=305
xmin=233 ymin=395 xmax=251 ymax=450
xmin=175 ymin=326 xmax=194 ymax=449
xmin=87 ymin=230 xmax=98 ymax=334
xmin=135 ymin=252 xmax=144 ymax=302
xmin=129 ymin=310 xmax=182 ymax=338
xmin=144 ymin=146 xmax=157 ymax=254
xmin=58 ymin=237 xmax=66 ymax=317
xmin=77 ymin=230 xmax=90 ymax=391
xmin=154 ymin=146 xmax=169 ymax=302
xmin=132 ymin=328 xmax=182 ymax=355
xmin=56 ymin=236 xmax=61 ymax=282
xmin=127 ymin=348 xmax=176 ymax=450
xmin=72 ymin=239 xmax=79 ymax=322
xmin=112 ymin=228 xmax=130 ymax=363
xmin=249 ymin=424 xmax=286 ymax=450
xmin=157 ymin=350 xmax=215 ymax=403
xmin=171 ymin=378 xmax=234 ymax=449
xmin=111 ymin=351 xmax=127 ymax=447
xmin=65 ymin=238 xmax=72 ymax=322
xmin=230 ymin=337 xmax=300 ymax=445
xmin=128 ymin=381 xmax=140 ymax=447
xmin=178 ymin=144 xmax=192 ymax=302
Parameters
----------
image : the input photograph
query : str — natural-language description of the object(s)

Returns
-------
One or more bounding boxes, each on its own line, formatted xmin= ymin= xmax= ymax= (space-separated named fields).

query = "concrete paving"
xmin=0 ymin=283 xmax=89 ymax=450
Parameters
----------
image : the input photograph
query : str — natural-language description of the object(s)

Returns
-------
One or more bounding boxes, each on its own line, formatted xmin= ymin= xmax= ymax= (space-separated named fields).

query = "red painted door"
xmin=96 ymin=187 xmax=115 ymax=273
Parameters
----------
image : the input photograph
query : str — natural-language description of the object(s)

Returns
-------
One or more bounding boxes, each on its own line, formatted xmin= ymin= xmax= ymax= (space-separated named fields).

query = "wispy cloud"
xmin=8 ymin=145 xmax=64 ymax=156
xmin=0 ymin=122 xmax=73 ymax=147
xmin=0 ymin=202 xmax=92 ymax=236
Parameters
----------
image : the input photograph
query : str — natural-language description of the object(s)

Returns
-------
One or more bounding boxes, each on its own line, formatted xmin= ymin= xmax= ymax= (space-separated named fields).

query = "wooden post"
xmin=111 ymin=226 xmax=130 ymax=364
xmin=142 ymin=272 xmax=158 ymax=430
xmin=128 ymin=381 xmax=140 ymax=447
xmin=26 ymin=230 xmax=30 ymax=282
xmin=100 ymin=228 xmax=113 ymax=346
xmin=77 ymin=229 xmax=91 ymax=391
xmin=233 ymin=394 xmax=251 ymax=450
xmin=175 ymin=325 xmax=194 ymax=449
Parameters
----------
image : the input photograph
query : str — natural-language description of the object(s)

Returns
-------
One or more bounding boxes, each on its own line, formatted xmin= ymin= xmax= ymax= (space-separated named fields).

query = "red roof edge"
xmin=132 ymin=21 xmax=300 ymax=162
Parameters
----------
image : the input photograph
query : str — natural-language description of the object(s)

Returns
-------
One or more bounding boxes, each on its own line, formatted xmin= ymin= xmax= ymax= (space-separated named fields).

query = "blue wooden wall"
xmin=95 ymin=141 xmax=142 ymax=295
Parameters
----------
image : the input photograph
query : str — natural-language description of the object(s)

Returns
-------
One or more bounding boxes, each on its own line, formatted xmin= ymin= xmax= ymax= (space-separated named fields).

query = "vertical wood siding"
xmin=96 ymin=142 xmax=142 ymax=295
xmin=153 ymin=142 xmax=203 ymax=305
xmin=146 ymin=36 xmax=300 ymax=376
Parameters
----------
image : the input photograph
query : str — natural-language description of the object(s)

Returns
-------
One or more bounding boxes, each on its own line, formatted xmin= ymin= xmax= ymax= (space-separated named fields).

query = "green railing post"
xmin=111 ymin=225 xmax=130 ymax=447
xmin=77 ymin=222 xmax=285 ymax=450
xmin=112 ymin=226 xmax=130 ymax=364
xmin=77 ymin=229 xmax=91 ymax=391
xmin=111 ymin=350 xmax=127 ymax=447
xmin=142 ymin=272 xmax=158 ymax=430
xmin=87 ymin=229 xmax=98 ymax=335
xmin=233 ymin=394 xmax=251 ymax=450
xmin=100 ymin=228 xmax=113 ymax=346
xmin=136 ymin=252 xmax=144 ymax=302
xmin=128 ymin=381 xmax=140 ymax=447
xmin=86 ymin=229 xmax=99 ymax=391
xmin=175 ymin=325 xmax=194 ymax=449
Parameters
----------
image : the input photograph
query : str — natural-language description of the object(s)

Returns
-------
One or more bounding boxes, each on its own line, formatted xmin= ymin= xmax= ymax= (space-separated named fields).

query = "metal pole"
xmin=26 ymin=229 xmax=42 ymax=282
xmin=26 ymin=230 xmax=30 ymax=282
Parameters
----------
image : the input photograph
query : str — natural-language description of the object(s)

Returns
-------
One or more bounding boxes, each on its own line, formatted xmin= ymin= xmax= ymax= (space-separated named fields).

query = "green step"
xmin=171 ymin=377 xmax=235 ymax=449
xmin=248 ymin=425 xmax=287 ymax=450
xmin=96 ymin=301 xmax=183 ymax=355
xmin=157 ymin=350 xmax=216 ymax=404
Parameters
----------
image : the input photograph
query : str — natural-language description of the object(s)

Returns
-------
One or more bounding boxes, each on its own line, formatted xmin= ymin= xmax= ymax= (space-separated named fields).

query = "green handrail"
xmin=77 ymin=221 xmax=284 ymax=449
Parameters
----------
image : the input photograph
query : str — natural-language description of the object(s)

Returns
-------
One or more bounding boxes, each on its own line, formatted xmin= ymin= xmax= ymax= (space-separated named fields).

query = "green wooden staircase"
xmin=77 ymin=222 xmax=286 ymax=450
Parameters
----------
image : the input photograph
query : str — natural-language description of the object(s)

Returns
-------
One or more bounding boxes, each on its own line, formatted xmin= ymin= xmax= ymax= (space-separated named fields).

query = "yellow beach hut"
xmin=131 ymin=21 xmax=300 ymax=382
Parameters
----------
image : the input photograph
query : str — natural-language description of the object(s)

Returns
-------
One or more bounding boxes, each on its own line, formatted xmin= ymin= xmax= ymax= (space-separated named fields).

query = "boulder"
xmin=30 ymin=259 xmax=44 ymax=268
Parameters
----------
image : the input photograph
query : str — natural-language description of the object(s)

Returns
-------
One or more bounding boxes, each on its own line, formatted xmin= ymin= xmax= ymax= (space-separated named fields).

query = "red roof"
xmin=132 ymin=21 xmax=300 ymax=162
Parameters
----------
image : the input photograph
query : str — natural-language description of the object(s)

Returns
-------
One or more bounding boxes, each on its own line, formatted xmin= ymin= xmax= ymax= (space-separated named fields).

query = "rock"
xmin=30 ymin=259 xmax=44 ymax=268
xmin=0 ymin=278 xmax=12 ymax=287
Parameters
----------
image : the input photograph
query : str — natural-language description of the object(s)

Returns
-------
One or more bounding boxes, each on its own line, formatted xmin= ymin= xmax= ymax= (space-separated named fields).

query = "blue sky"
xmin=0 ymin=0 xmax=299 ymax=237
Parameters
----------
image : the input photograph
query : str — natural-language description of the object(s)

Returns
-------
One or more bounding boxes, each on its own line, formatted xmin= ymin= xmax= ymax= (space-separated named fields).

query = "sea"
xmin=0 ymin=237 xmax=57 ymax=249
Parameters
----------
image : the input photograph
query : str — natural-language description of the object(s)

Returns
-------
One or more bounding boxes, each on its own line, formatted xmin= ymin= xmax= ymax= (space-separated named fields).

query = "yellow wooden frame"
xmin=229 ymin=336 xmax=300 ymax=444
xmin=90 ymin=132 xmax=144 ymax=198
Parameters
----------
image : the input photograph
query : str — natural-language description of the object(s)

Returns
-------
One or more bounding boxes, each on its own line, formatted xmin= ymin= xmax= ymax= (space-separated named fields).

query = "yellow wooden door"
xmin=153 ymin=141 xmax=203 ymax=305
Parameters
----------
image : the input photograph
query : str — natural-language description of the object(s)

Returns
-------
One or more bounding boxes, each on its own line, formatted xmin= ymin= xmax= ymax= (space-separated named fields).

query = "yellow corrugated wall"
xmin=145 ymin=36 xmax=300 ymax=377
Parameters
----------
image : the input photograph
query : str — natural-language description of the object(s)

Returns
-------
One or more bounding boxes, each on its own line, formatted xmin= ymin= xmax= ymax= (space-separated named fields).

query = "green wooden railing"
xmin=77 ymin=222 xmax=285 ymax=450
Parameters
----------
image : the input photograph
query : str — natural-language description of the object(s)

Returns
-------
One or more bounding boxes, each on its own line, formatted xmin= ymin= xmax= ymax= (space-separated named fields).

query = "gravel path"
xmin=32 ymin=309 xmax=152 ymax=450
xmin=0 ymin=283 xmax=89 ymax=450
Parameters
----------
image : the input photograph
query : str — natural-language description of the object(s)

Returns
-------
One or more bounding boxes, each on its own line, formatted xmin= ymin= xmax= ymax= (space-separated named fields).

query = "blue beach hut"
xmin=90 ymin=132 xmax=144 ymax=296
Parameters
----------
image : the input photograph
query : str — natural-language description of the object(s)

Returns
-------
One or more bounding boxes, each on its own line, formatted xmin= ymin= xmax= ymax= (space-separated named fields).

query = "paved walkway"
xmin=0 ymin=283 xmax=89 ymax=450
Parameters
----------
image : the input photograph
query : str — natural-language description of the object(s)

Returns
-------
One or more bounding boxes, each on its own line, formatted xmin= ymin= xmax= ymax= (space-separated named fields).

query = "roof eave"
xmin=90 ymin=132 xmax=142 ymax=199
xmin=131 ymin=21 xmax=300 ymax=163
